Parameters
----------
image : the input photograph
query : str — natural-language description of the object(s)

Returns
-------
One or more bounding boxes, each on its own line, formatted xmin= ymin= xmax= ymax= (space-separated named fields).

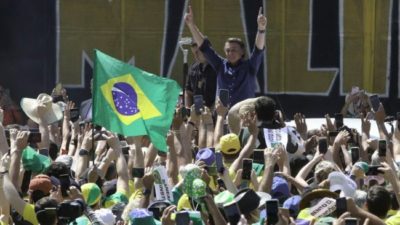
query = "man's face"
xmin=224 ymin=42 xmax=244 ymax=65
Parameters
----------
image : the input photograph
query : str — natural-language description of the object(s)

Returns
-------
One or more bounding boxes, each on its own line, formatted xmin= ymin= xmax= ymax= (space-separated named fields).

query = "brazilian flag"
xmin=93 ymin=50 xmax=181 ymax=152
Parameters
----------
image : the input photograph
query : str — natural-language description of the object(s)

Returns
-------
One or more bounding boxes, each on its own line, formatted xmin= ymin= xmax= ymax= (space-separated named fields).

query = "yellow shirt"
xmin=22 ymin=203 xmax=39 ymax=225
xmin=386 ymin=210 xmax=400 ymax=225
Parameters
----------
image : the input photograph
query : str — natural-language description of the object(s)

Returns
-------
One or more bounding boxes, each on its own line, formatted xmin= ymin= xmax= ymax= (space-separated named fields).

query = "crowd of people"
xmin=0 ymin=5 xmax=400 ymax=225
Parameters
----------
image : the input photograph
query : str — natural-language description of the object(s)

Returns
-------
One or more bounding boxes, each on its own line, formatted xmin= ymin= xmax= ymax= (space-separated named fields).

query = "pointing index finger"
xmin=258 ymin=7 xmax=263 ymax=15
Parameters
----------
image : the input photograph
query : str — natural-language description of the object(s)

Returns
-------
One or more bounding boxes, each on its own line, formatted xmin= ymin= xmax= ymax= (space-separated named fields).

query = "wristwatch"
xmin=142 ymin=188 xmax=152 ymax=196
xmin=79 ymin=149 xmax=89 ymax=156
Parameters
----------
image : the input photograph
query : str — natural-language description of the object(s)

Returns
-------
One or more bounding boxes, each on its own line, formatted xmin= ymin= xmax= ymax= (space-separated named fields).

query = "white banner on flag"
xmin=153 ymin=166 xmax=173 ymax=202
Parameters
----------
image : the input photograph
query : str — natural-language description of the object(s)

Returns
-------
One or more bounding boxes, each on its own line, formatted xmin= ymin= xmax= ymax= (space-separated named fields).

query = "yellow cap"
xmin=220 ymin=133 xmax=241 ymax=155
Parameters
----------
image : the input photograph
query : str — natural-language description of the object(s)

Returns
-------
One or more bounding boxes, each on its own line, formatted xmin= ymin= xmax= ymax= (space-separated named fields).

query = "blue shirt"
xmin=199 ymin=39 xmax=264 ymax=106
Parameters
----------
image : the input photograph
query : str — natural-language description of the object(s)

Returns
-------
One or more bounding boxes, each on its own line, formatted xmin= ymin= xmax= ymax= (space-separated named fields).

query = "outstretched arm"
xmin=184 ymin=6 xmax=205 ymax=47
xmin=255 ymin=7 xmax=267 ymax=50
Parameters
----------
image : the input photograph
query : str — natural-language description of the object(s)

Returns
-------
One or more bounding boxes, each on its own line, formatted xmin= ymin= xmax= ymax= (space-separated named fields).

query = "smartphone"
xmin=318 ymin=138 xmax=328 ymax=154
xmin=369 ymin=95 xmax=380 ymax=112
xmin=131 ymin=168 xmax=145 ymax=178
xmin=344 ymin=218 xmax=359 ymax=225
xmin=38 ymin=148 xmax=49 ymax=156
xmin=253 ymin=149 xmax=265 ymax=164
xmin=4 ymin=130 xmax=9 ymax=140
xmin=121 ymin=146 xmax=130 ymax=155
xmin=328 ymin=131 xmax=339 ymax=137
xmin=181 ymin=107 xmax=189 ymax=119
xmin=266 ymin=199 xmax=279 ymax=225
xmin=70 ymin=108 xmax=80 ymax=122
xmin=217 ymin=178 xmax=226 ymax=190
xmin=219 ymin=89 xmax=230 ymax=107
xmin=334 ymin=113 xmax=344 ymax=129
xmin=366 ymin=165 xmax=384 ymax=176
xmin=242 ymin=158 xmax=253 ymax=180
xmin=378 ymin=139 xmax=386 ymax=157
xmin=28 ymin=132 xmax=42 ymax=143
xmin=215 ymin=152 xmax=224 ymax=173
xmin=397 ymin=112 xmax=400 ymax=130
xmin=175 ymin=211 xmax=190 ymax=225
xmin=351 ymin=147 xmax=360 ymax=164
xmin=336 ymin=197 xmax=347 ymax=217
xmin=52 ymin=95 xmax=64 ymax=103
xmin=94 ymin=125 xmax=106 ymax=141
xmin=193 ymin=95 xmax=204 ymax=115
xmin=223 ymin=202 xmax=241 ymax=225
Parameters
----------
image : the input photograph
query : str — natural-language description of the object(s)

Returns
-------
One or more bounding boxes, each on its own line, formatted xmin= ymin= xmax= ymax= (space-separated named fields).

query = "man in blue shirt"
xmin=184 ymin=6 xmax=266 ymax=107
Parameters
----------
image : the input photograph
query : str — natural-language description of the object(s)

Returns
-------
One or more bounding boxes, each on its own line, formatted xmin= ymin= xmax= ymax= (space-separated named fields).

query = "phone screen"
xmin=38 ymin=148 xmax=49 ymax=156
xmin=217 ymin=178 xmax=226 ymax=190
xmin=52 ymin=95 xmax=64 ymax=103
xmin=266 ymin=200 xmax=279 ymax=225
xmin=369 ymin=95 xmax=380 ymax=112
xmin=219 ymin=89 xmax=230 ymax=107
xmin=334 ymin=113 xmax=344 ymax=129
xmin=336 ymin=197 xmax=347 ymax=217
xmin=253 ymin=149 xmax=265 ymax=164
xmin=318 ymin=138 xmax=328 ymax=154
xmin=70 ymin=108 xmax=80 ymax=122
xmin=242 ymin=158 xmax=253 ymax=180
xmin=194 ymin=95 xmax=204 ymax=115
xmin=223 ymin=202 xmax=241 ymax=225
xmin=28 ymin=132 xmax=42 ymax=143
xmin=378 ymin=139 xmax=386 ymax=157
xmin=131 ymin=168 xmax=145 ymax=178
xmin=351 ymin=147 xmax=359 ymax=164
xmin=366 ymin=165 xmax=383 ymax=176
xmin=175 ymin=212 xmax=190 ymax=225
xmin=344 ymin=218 xmax=359 ymax=225
xmin=215 ymin=152 xmax=224 ymax=173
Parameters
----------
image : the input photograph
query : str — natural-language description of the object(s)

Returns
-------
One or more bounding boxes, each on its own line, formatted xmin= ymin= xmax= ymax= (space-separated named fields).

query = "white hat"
xmin=328 ymin=171 xmax=357 ymax=197
xmin=95 ymin=208 xmax=116 ymax=225
xmin=20 ymin=93 xmax=63 ymax=124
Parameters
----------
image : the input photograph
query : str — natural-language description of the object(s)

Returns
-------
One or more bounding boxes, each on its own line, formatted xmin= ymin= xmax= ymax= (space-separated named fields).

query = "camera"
xmin=58 ymin=199 xmax=85 ymax=223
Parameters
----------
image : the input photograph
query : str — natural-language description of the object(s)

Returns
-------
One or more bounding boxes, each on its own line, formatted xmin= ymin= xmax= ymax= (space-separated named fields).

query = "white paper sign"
xmin=263 ymin=126 xmax=289 ymax=149
xmin=309 ymin=197 xmax=336 ymax=218
xmin=153 ymin=166 xmax=174 ymax=202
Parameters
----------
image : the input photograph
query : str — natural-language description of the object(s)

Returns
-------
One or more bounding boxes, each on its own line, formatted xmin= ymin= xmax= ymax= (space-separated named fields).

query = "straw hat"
xmin=20 ymin=93 xmax=63 ymax=124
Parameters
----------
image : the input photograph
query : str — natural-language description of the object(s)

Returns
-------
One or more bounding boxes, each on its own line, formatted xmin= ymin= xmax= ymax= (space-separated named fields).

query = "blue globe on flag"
xmin=111 ymin=82 xmax=140 ymax=116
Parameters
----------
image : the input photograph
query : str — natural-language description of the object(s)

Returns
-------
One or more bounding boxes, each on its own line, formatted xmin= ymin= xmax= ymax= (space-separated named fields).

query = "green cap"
xmin=214 ymin=190 xmax=235 ymax=207
xmin=22 ymin=146 xmax=51 ymax=173
xmin=315 ymin=217 xmax=336 ymax=225
xmin=192 ymin=178 xmax=207 ymax=200
xmin=354 ymin=161 xmax=369 ymax=174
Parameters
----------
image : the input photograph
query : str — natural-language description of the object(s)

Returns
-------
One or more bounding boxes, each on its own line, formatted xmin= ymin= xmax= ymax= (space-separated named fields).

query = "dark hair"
xmin=31 ymin=190 xmax=49 ymax=203
xmin=35 ymin=197 xmax=58 ymax=225
xmin=226 ymin=38 xmax=246 ymax=58
xmin=45 ymin=162 xmax=71 ymax=197
xmin=254 ymin=96 xmax=276 ymax=122
xmin=367 ymin=186 xmax=391 ymax=218
xmin=226 ymin=38 xmax=245 ymax=50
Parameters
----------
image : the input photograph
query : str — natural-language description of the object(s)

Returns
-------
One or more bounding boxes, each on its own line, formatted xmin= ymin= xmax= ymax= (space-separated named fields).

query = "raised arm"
xmin=184 ymin=6 xmax=205 ymax=48
xmin=9 ymin=130 xmax=28 ymax=191
xmin=229 ymin=114 xmax=258 ymax=172
xmin=255 ymin=7 xmax=267 ymax=50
